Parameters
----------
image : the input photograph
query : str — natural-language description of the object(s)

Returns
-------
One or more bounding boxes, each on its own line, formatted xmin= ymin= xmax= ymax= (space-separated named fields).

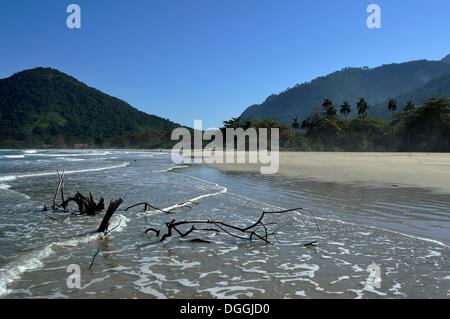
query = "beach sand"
xmin=205 ymin=152 xmax=450 ymax=194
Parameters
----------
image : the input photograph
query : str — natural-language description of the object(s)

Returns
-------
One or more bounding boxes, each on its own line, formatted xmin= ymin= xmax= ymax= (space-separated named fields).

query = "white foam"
xmin=153 ymin=165 xmax=189 ymax=173
xmin=0 ymin=214 xmax=128 ymax=296
xmin=80 ymin=274 xmax=111 ymax=290
xmin=5 ymin=155 xmax=24 ymax=159
xmin=0 ymin=162 xmax=129 ymax=183
xmin=223 ymin=191 xmax=450 ymax=249
xmin=24 ymin=150 xmax=38 ymax=154
xmin=109 ymin=214 xmax=129 ymax=233
xmin=0 ymin=184 xmax=31 ymax=199
xmin=58 ymin=157 xmax=86 ymax=162
xmin=140 ymin=179 xmax=227 ymax=215
xmin=199 ymin=286 xmax=265 ymax=299
xmin=388 ymin=283 xmax=406 ymax=296
xmin=279 ymin=264 xmax=319 ymax=279
xmin=137 ymin=285 xmax=167 ymax=299
xmin=0 ymin=232 xmax=99 ymax=296
xmin=330 ymin=276 xmax=350 ymax=285
xmin=26 ymin=151 xmax=111 ymax=158
xmin=420 ymin=250 xmax=442 ymax=259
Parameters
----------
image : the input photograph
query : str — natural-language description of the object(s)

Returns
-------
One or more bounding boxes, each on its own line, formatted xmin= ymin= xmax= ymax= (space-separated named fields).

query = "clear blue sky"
xmin=1 ymin=0 xmax=449 ymax=128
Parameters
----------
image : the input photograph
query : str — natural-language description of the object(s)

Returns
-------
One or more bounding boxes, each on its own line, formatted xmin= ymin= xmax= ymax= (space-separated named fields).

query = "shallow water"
xmin=0 ymin=150 xmax=449 ymax=298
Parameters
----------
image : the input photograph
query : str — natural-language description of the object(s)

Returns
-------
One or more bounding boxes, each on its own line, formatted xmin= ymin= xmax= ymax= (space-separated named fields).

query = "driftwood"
xmin=125 ymin=202 xmax=170 ymax=213
xmin=145 ymin=208 xmax=319 ymax=244
xmin=43 ymin=166 xmax=127 ymax=270
xmin=52 ymin=165 xmax=65 ymax=210
xmin=90 ymin=210 xmax=124 ymax=270
xmin=45 ymin=214 xmax=61 ymax=222
xmin=64 ymin=192 xmax=105 ymax=216
xmin=97 ymin=198 xmax=124 ymax=233
xmin=43 ymin=166 xmax=320 ymax=271
xmin=46 ymin=166 xmax=104 ymax=215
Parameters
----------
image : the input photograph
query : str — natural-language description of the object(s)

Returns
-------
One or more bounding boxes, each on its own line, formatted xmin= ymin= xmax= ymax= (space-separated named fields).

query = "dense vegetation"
xmin=223 ymin=97 xmax=450 ymax=152
xmin=240 ymin=56 xmax=450 ymax=124
xmin=0 ymin=67 xmax=179 ymax=148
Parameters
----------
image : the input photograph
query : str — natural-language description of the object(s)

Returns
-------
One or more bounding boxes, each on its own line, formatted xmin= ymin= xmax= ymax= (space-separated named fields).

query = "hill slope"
xmin=442 ymin=54 xmax=450 ymax=64
xmin=240 ymin=57 xmax=450 ymax=124
xmin=0 ymin=68 xmax=178 ymax=146
xmin=372 ymin=72 xmax=450 ymax=116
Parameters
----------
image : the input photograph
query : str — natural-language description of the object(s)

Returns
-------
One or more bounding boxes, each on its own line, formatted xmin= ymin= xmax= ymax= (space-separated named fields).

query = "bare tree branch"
xmin=148 ymin=208 xmax=318 ymax=244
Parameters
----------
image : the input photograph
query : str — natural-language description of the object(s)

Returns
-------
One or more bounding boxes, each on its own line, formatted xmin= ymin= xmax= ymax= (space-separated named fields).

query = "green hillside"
xmin=442 ymin=54 xmax=450 ymax=64
xmin=372 ymin=73 xmax=450 ymax=117
xmin=240 ymin=57 xmax=450 ymax=124
xmin=0 ymin=67 xmax=179 ymax=147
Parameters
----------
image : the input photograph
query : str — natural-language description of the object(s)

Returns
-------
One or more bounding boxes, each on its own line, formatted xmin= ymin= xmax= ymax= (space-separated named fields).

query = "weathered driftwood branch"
xmin=46 ymin=166 xmax=105 ymax=215
xmin=90 ymin=211 xmax=124 ymax=270
xmin=59 ymin=166 xmax=66 ymax=210
xmin=52 ymin=165 xmax=65 ymax=210
xmin=264 ymin=208 xmax=321 ymax=233
xmin=64 ymin=192 xmax=105 ymax=216
xmin=45 ymin=214 xmax=61 ymax=222
xmin=89 ymin=245 xmax=101 ymax=270
xmin=125 ymin=202 xmax=169 ymax=213
xmin=146 ymin=208 xmax=318 ymax=244
xmin=97 ymin=198 xmax=124 ymax=233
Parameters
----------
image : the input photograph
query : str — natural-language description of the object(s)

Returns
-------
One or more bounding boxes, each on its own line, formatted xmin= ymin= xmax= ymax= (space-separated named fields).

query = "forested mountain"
xmin=240 ymin=56 xmax=450 ymax=124
xmin=371 ymin=73 xmax=450 ymax=117
xmin=442 ymin=54 xmax=450 ymax=64
xmin=0 ymin=67 xmax=179 ymax=147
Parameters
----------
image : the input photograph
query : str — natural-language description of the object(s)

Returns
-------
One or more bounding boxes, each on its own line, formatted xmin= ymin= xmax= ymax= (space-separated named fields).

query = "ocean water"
xmin=0 ymin=149 xmax=449 ymax=299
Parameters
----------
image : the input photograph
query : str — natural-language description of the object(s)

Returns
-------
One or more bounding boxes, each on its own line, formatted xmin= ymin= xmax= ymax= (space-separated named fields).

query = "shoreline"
xmin=203 ymin=151 xmax=450 ymax=194
xmin=3 ymin=148 xmax=450 ymax=194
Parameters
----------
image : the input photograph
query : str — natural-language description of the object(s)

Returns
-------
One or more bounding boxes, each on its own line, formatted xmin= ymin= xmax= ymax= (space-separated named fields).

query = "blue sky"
xmin=1 ymin=0 xmax=449 ymax=128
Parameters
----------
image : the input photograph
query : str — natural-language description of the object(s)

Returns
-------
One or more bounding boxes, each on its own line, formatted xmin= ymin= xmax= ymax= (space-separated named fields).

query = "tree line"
xmin=227 ymin=96 xmax=450 ymax=152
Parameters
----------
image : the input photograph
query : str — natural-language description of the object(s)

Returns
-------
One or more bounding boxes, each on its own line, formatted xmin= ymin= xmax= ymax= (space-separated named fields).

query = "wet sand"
xmin=206 ymin=152 xmax=450 ymax=194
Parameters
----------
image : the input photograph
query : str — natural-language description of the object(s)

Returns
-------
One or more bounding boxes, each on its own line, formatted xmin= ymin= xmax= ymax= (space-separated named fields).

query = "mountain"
xmin=0 ymin=67 xmax=179 ymax=146
xmin=371 ymin=72 xmax=450 ymax=117
xmin=442 ymin=54 xmax=450 ymax=64
xmin=239 ymin=56 xmax=450 ymax=124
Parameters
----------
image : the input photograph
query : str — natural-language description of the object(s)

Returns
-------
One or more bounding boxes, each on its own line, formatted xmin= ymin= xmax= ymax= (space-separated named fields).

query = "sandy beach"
xmin=205 ymin=152 xmax=450 ymax=194
xmin=2 ymin=149 xmax=450 ymax=298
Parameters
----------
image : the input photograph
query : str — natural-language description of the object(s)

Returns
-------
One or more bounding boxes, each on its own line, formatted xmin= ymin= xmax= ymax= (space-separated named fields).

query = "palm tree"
xmin=322 ymin=98 xmax=336 ymax=119
xmin=301 ymin=118 xmax=312 ymax=131
xmin=243 ymin=119 xmax=254 ymax=129
xmin=340 ymin=101 xmax=351 ymax=123
xmin=223 ymin=117 xmax=241 ymax=129
xmin=403 ymin=100 xmax=416 ymax=127
xmin=291 ymin=117 xmax=300 ymax=132
xmin=327 ymin=105 xmax=337 ymax=119
xmin=322 ymin=98 xmax=333 ymax=112
xmin=356 ymin=97 xmax=369 ymax=118
xmin=388 ymin=99 xmax=397 ymax=116
xmin=387 ymin=99 xmax=397 ymax=147
xmin=264 ymin=117 xmax=278 ymax=128
xmin=403 ymin=101 xmax=415 ymax=149
xmin=404 ymin=101 xmax=415 ymax=116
